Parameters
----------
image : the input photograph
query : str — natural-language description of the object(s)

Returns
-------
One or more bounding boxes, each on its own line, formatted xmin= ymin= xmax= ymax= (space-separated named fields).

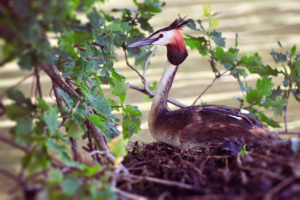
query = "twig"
xmin=263 ymin=175 xmax=298 ymax=200
xmin=143 ymin=47 xmax=159 ymax=77
xmin=91 ymin=42 xmax=107 ymax=58
xmin=0 ymin=168 xmax=20 ymax=183
xmin=69 ymin=137 xmax=78 ymax=161
xmin=239 ymin=166 xmax=286 ymax=181
xmin=90 ymin=150 xmax=108 ymax=156
xmin=129 ymin=84 xmax=187 ymax=108
xmin=57 ymin=57 xmax=111 ymax=64
xmin=113 ymin=187 xmax=148 ymax=200
xmin=111 ymin=172 xmax=201 ymax=191
xmin=0 ymin=70 xmax=40 ymax=100
xmin=192 ymin=77 xmax=218 ymax=105
xmin=0 ymin=133 xmax=29 ymax=153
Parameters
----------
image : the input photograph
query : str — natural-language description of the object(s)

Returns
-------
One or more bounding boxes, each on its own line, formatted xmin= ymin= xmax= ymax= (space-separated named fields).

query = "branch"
xmin=129 ymin=84 xmax=187 ymax=108
xmin=284 ymin=82 xmax=292 ymax=132
xmin=39 ymin=62 xmax=83 ymax=101
xmin=0 ymin=168 xmax=19 ymax=183
xmin=111 ymin=172 xmax=201 ymax=191
xmin=0 ymin=133 xmax=29 ymax=153
xmin=0 ymin=70 xmax=40 ymax=101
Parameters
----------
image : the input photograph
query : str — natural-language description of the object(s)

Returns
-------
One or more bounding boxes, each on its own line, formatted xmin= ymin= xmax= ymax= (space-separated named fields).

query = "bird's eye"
xmin=159 ymin=34 xmax=164 ymax=38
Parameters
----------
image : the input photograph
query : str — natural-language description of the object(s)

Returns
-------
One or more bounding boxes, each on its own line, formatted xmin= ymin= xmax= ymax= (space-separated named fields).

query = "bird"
xmin=127 ymin=18 xmax=279 ymax=150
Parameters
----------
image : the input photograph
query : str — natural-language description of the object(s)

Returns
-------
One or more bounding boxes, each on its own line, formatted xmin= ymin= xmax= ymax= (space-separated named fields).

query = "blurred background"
xmin=1 ymin=0 xmax=300 ymax=198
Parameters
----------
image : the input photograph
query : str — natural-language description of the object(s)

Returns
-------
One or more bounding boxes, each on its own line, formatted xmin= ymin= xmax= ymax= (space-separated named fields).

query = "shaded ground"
xmin=121 ymin=140 xmax=300 ymax=200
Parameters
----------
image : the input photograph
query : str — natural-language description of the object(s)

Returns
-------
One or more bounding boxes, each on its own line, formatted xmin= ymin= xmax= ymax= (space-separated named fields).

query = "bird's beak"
xmin=127 ymin=37 xmax=159 ymax=48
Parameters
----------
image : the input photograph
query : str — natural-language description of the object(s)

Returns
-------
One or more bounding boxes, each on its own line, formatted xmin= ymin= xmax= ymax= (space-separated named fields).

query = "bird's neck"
xmin=150 ymin=61 xmax=178 ymax=113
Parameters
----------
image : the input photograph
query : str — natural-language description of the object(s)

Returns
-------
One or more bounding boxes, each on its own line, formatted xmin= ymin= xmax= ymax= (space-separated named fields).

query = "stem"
xmin=284 ymin=82 xmax=292 ymax=132
xmin=192 ymin=77 xmax=217 ymax=105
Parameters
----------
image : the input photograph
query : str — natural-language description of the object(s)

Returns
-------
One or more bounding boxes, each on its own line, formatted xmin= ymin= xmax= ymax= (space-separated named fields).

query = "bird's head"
xmin=127 ymin=18 xmax=191 ymax=65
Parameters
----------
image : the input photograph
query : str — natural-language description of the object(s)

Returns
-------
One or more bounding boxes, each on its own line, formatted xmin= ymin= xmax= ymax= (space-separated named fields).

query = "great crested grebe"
xmin=127 ymin=18 xmax=278 ymax=149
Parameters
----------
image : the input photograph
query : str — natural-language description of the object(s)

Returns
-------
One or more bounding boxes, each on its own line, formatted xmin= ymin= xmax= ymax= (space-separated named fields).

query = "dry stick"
xmin=239 ymin=166 xmax=286 ymax=181
xmin=57 ymin=57 xmax=111 ymax=64
xmin=263 ymin=175 xmax=298 ymax=200
xmin=275 ymin=131 xmax=300 ymax=135
xmin=111 ymin=172 xmax=200 ymax=191
xmin=113 ymin=187 xmax=148 ymax=200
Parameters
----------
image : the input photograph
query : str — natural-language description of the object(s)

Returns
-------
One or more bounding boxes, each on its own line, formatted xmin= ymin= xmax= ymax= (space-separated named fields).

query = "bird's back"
xmin=149 ymin=104 xmax=279 ymax=149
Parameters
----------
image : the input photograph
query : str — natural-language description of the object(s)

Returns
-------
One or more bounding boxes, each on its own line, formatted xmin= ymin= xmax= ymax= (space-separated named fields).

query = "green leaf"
xmin=264 ymin=96 xmax=288 ymax=117
xmin=18 ymin=50 xmax=35 ymax=71
xmin=245 ymin=89 xmax=261 ymax=105
xmin=291 ymin=45 xmax=296 ymax=56
xmin=211 ymin=20 xmax=219 ymax=28
xmin=110 ymin=77 xmax=130 ymax=103
xmin=87 ymin=7 xmax=101 ymax=29
xmin=37 ymin=98 xmax=50 ymax=111
xmin=184 ymin=34 xmax=208 ymax=56
xmin=55 ymin=87 xmax=74 ymax=107
xmin=43 ymin=107 xmax=60 ymax=136
xmin=7 ymin=89 xmax=27 ymax=104
xmin=240 ymin=53 xmax=263 ymax=73
xmin=46 ymin=138 xmax=66 ymax=152
xmin=209 ymin=30 xmax=225 ymax=47
xmin=87 ymin=114 xmax=106 ymax=130
xmin=214 ymin=46 xmax=237 ymax=65
xmin=82 ymin=91 xmax=111 ymax=115
xmin=15 ymin=117 xmax=33 ymax=136
xmin=122 ymin=105 xmax=142 ymax=139
xmin=110 ymin=18 xmax=131 ymax=33
xmin=267 ymin=87 xmax=282 ymax=101
xmin=271 ymin=48 xmax=287 ymax=63
xmin=6 ymin=104 xmax=31 ymax=120
xmin=256 ymin=76 xmax=274 ymax=96
xmin=186 ymin=19 xmax=201 ymax=32
xmin=258 ymin=112 xmax=281 ymax=128
xmin=61 ymin=176 xmax=83 ymax=196
xmin=65 ymin=120 xmax=84 ymax=139
xmin=49 ymin=168 xmax=63 ymax=185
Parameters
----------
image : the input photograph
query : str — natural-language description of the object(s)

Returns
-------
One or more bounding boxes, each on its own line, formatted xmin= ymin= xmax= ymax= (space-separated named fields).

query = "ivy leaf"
xmin=55 ymin=87 xmax=74 ymax=107
xmin=37 ymin=97 xmax=50 ymax=111
xmin=110 ymin=77 xmax=130 ymax=103
xmin=122 ymin=105 xmax=142 ymax=139
xmin=43 ymin=107 xmax=60 ymax=136
xmin=256 ymin=76 xmax=274 ymax=96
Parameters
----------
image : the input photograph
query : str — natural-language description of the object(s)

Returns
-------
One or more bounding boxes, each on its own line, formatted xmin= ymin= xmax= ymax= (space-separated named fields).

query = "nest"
xmin=120 ymin=139 xmax=300 ymax=200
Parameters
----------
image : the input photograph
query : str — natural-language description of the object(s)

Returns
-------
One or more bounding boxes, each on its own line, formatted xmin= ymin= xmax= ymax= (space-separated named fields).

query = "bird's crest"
xmin=148 ymin=17 xmax=191 ymax=38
